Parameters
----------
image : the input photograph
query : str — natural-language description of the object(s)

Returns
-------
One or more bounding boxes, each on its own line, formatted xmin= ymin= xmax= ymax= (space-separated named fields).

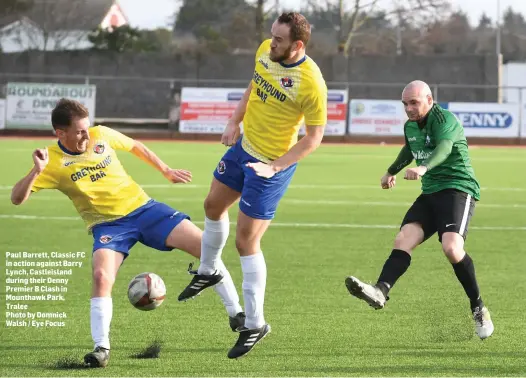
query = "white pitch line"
xmin=0 ymin=214 xmax=524 ymax=231
xmin=4 ymin=148 xmax=524 ymax=162
xmin=0 ymin=184 xmax=525 ymax=192
xmin=2 ymin=195 xmax=524 ymax=209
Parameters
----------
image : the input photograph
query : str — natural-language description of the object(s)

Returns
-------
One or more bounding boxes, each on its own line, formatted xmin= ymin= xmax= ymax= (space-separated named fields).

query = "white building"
xmin=0 ymin=0 xmax=128 ymax=52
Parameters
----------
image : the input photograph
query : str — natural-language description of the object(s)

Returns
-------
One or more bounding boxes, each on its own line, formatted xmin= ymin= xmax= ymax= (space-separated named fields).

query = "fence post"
xmin=346 ymin=83 xmax=350 ymax=136
xmin=519 ymin=88 xmax=523 ymax=140
xmin=433 ymin=84 xmax=438 ymax=102
xmin=85 ymin=77 xmax=90 ymax=85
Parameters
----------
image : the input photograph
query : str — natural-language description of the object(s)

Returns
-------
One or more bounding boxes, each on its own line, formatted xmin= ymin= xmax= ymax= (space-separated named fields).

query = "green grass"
xmin=0 ymin=139 xmax=525 ymax=376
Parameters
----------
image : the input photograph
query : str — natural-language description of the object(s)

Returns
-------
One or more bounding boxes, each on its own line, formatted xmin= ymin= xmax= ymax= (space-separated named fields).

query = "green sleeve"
xmin=432 ymin=114 xmax=461 ymax=142
xmin=387 ymin=145 xmax=414 ymax=175
xmin=422 ymin=139 xmax=453 ymax=170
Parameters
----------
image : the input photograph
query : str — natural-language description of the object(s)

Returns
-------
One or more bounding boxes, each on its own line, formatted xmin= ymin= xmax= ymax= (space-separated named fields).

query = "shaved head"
xmin=401 ymin=80 xmax=434 ymax=121
xmin=403 ymin=80 xmax=432 ymax=99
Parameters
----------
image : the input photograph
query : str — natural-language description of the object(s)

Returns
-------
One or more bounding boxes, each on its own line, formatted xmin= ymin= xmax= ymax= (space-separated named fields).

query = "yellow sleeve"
xmin=301 ymin=78 xmax=328 ymax=126
xmin=255 ymin=39 xmax=272 ymax=63
xmin=31 ymin=166 xmax=59 ymax=193
xmin=97 ymin=125 xmax=135 ymax=151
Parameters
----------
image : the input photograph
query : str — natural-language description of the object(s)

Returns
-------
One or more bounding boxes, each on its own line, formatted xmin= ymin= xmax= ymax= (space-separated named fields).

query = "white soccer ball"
xmin=127 ymin=272 xmax=166 ymax=311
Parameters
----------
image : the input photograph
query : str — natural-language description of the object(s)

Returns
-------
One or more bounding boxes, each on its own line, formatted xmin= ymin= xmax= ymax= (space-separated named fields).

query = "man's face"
xmin=269 ymin=21 xmax=296 ymax=62
xmin=57 ymin=117 xmax=90 ymax=153
xmin=402 ymin=89 xmax=432 ymax=121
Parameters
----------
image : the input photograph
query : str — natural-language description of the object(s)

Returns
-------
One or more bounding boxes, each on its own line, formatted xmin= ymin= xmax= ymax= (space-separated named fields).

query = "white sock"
xmin=240 ymin=253 xmax=267 ymax=329
xmin=214 ymin=259 xmax=243 ymax=317
xmin=90 ymin=297 xmax=112 ymax=350
xmin=198 ymin=216 xmax=230 ymax=275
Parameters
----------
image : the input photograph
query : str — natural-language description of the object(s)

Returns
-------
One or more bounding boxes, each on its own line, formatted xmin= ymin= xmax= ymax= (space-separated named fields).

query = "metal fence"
xmin=1 ymin=72 xmax=525 ymax=138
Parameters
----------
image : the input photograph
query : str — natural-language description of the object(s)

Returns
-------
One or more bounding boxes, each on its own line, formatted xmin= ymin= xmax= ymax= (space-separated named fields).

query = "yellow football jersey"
xmin=31 ymin=126 xmax=150 ymax=231
xmin=242 ymin=39 xmax=328 ymax=162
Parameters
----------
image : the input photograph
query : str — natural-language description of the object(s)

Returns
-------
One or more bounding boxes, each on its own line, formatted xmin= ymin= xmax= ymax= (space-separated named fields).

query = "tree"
xmin=88 ymin=25 xmax=163 ymax=52
xmin=223 ymin=9 xmax=259 ymax=50
xmin=174 ymin=0 xmax=246 ymax=34
xmin=0 ymin=0 xmax=32 ymax=49
xmin=174 ymin=0 xmax=259 ymax=50
xmin=477 ymin=13 xmax=492 ymax=30
xmin=501 ymin=7 xmax=526 ymax=61
xmin=0 ymin=0 xmax=31 ymax=15
xmin=250 ymin=0 xmax=281 ymax=44
xmin=2 ymin=0 xmax=110 ymax=51
xmin=307 ymin=0 xmax=451 ymax=56
xmin=444 ymin=11 xmax=472 ymax=53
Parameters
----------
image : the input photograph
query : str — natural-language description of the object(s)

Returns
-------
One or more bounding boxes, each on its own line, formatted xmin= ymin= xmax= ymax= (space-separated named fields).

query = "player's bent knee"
xmin=92 ymin=268 xmax=116 ymax=289
xmin=441 ymin=233 xmax=465 ymax=263
xmin=166 ymin=219 xmax=201 ymax=258
xmin=235 ymin=236 xmax=259 ymax=256
xmin=394 ymin=224 xmax=424 ymax=252
xmin=394 ymin=233 xmax=413 ymax=253
xmin=203 ymin=195 xmax=223 ymax=220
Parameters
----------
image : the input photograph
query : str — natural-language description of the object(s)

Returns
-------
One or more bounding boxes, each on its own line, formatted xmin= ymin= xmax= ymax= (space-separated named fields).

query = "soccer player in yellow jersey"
xmin=178 ymin=12 xmax=327 ymax=359
xmin=10 ymin=99 xmax=244 ymax=368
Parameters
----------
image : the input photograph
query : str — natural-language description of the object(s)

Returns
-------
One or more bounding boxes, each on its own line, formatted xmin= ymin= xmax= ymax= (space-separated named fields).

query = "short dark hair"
xmin=277 ymin=12 xmax=311 ymax=46
xmin=51 ymin=98 xmax=89 ymax=130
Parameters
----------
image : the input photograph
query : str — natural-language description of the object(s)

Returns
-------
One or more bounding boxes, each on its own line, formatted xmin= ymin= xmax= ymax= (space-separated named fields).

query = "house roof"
xmin=0 ymin=15 xmax=21 ymax=30
xmin=6 ymin=0 xmax=117 ymax=32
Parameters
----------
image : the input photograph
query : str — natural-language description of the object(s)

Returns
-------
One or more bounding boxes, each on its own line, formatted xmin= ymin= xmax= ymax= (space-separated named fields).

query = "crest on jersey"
xmin=99 ymin=235 xmax=112 ymax=244
xmin=217 ymin=160 xmax=226 ymax=175
xmin=425 ymin=135 xmax=431 ymax=146
xmin=280 ymin=77 xmax=294 ymax=89
xmin=94 ymin=143 xmax=105 ymax=154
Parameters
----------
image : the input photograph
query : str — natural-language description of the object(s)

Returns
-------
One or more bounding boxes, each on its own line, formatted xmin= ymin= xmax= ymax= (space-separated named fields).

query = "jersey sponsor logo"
xmin=99 ymin=235 xmax=112 ymax=244
xmin=453 ymin=111 xmax=513 ymax=128
xmin=425 ymin=135 xmax=431 ymax=146
xmin=64 ymin=161 xmax=75 ymax=167
xmin=93 ymin=143 xmax=105 ymax=154
xmin=70 ymin=155 xmax=112 ymax=182
xmin=258 ymin=58 xmax=269 ymax=69
xmin=412 ymin=150 xmax=432 ymax=160
xmin=217 ymin=160 xmax=226 ymax=174
xmin=280 ymin=77 xmax=294 ymax=89
xmin=408 ymin=137 xmax=417 ymax=142
xmin=252 ymin=70 xmax=287 ymax=103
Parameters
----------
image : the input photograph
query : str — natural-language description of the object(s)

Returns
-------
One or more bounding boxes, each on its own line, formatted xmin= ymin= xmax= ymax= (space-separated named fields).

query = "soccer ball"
xmin=127 ymin=272 xmax=166 ymax=311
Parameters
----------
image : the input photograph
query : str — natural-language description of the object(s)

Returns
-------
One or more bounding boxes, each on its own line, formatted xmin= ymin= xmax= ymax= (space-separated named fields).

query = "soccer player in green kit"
xmin=345 ymin=80 xmax=494 ymax=340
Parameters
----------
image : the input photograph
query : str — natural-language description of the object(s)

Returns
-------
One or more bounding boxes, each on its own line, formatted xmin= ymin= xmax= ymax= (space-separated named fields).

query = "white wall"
xmin=502 ymin=62 xmax=526 ymax=104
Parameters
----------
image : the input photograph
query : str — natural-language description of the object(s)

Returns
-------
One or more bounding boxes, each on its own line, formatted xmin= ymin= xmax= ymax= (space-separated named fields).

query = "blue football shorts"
xmin=91 ymin=199 xmax=189 ymax=257
xmin=213 ymin=137 xmax=296 ymax=220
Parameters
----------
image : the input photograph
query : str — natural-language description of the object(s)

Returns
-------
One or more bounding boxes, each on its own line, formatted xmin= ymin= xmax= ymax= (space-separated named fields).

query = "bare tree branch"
xmin=342 ymin=0 xmax=380 ymax=56
xmin=339 ymin=0 xmax=451 ymax=56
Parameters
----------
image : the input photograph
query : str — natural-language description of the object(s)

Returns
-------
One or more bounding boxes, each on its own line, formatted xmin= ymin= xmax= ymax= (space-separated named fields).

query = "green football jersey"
xmin=404 ymin=104 xmax=480 ymax=200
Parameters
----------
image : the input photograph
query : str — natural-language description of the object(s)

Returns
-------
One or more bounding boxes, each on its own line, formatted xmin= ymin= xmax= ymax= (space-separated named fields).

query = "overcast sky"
xmin=117 ymin=0 xmax=526 ymax=29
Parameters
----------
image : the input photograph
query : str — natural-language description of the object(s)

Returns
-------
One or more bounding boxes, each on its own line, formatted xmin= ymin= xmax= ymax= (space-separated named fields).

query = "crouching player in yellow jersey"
xmin=10 ymin=99 xmax=244 ymax=368
xmin=178 ymin=12 xmax=328 ymax=359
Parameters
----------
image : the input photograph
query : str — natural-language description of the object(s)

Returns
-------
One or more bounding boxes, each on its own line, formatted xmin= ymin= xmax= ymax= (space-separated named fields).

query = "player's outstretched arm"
xmin=130 ymin=141 xmax=192 ymax=184
xmin=222 ymin=82 xmax=252 ymax=146
xmin=247 ymin=125 xmax=324 ymax=178
xmin=11 ymin=148 xmax=48 ymax=205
